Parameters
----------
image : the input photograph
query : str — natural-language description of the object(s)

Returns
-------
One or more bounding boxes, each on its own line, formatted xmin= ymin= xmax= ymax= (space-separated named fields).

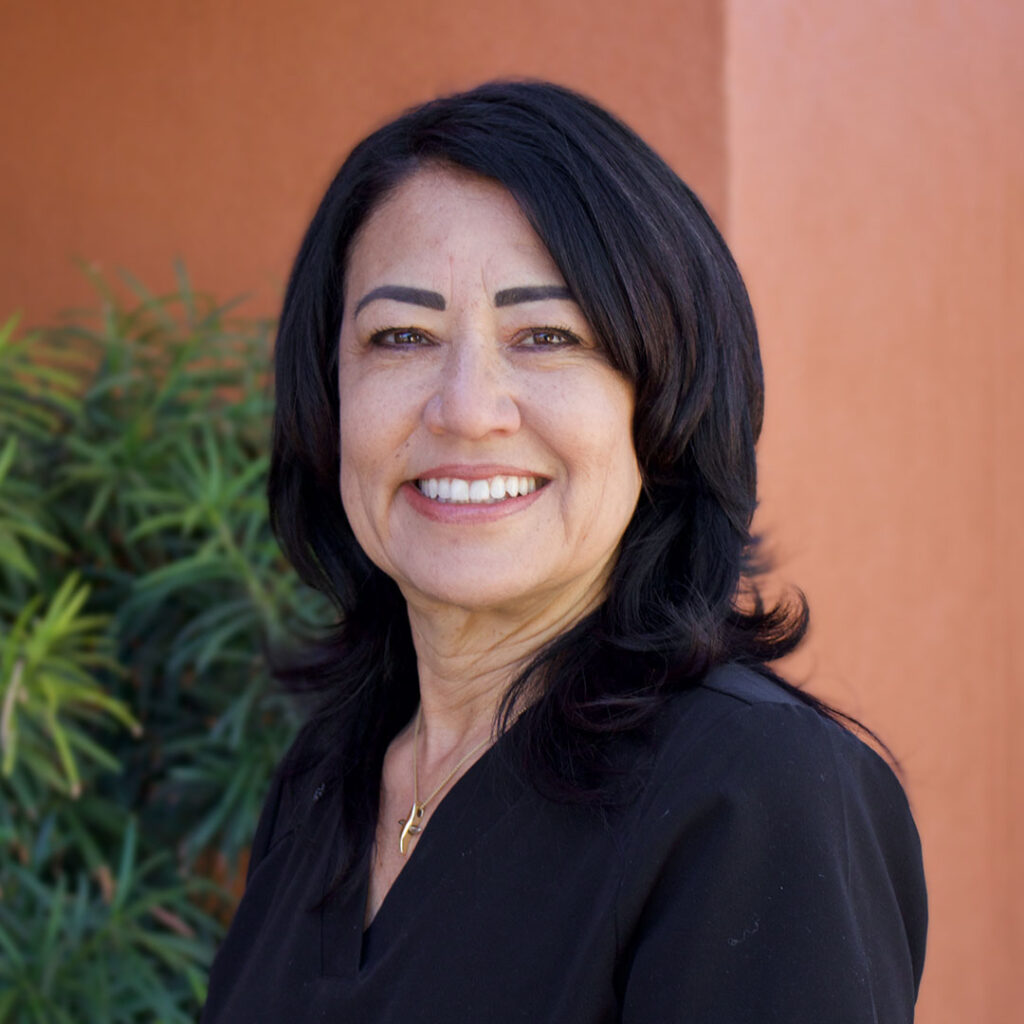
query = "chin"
xmin=404 ymin=580 xmax=540 ymax=615
xmin=396 ymin=566 xmax=568 ymax=617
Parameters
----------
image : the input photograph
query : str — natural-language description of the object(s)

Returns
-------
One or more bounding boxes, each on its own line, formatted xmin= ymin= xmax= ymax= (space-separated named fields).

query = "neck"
xmin=401 ymin=574 xmax=606 ymax=760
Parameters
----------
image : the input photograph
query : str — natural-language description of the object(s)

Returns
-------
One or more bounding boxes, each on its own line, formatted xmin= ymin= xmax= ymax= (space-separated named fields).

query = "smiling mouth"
xmin=415 ymin=474 xmax=546 ymax=504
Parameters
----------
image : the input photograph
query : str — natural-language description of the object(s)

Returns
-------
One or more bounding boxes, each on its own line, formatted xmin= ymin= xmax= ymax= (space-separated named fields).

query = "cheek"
xmin=583 ymin=379 xmax=638 ymax=474
xmin=338 ymin=369 xmax=387 ymax=470
xmin=337 ymin=374 xmax=418 ymax=540
xmin=337 ymin=382 xmax=380 ymax=526
xmin=337 ymin=424 xmax=392 ymax=574
xmin=595 ymin=442 xmax=643 ymax=536
xmin=552 ymin=377 xmax=641 ymax=524
xmin=336 ymin=443 xmax=364 ymax=547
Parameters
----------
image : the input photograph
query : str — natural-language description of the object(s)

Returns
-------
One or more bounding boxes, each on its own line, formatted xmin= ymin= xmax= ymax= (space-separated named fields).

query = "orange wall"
xmin=2 ymin=2 xmax=1020 ymax=1021
xmin=728 ymin=2 xmax=1024 ymax=1021
xmin=0 ymin=0 xmax=723 ymax=326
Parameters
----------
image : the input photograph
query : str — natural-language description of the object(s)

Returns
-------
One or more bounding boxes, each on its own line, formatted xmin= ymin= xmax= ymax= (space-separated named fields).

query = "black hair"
xmin=268 ymin=79 xmax=819 ymax=890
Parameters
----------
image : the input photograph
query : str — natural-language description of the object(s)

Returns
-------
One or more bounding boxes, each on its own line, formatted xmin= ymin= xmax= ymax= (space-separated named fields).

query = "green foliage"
xmin=0 ymin=270 xmax=332 ymax=1021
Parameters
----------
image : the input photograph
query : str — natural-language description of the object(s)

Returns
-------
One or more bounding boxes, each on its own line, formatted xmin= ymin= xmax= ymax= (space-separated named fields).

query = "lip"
xmin=411 ymin=464 xmax=546 ymax=482
xmin=401 ymin=478 xmax=548 ymax=524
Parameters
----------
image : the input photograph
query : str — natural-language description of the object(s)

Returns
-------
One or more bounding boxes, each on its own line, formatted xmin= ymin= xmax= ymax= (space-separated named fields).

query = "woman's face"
xmin=337 ymin=166 xmax=642 ymax=616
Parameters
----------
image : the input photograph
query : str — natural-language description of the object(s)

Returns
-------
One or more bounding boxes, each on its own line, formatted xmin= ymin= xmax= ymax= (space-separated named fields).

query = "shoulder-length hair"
xmin=268 ymin=79 xmax=812 ymax=883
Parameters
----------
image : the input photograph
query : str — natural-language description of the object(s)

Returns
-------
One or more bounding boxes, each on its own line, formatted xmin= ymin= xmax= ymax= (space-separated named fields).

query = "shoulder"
xmin=245 ymin=721 xmax=326 ymax=880
xmin=649 ymin=662 xmax=901 ymax=798
xmin=614 ymin=664 xmax=928 ymax=1019
xmin=637 ymin=663 xmax=922 ymax=858
xmin=626 ymin=660 xmax=928 ymax=946
xmin=700 ymin=660 xmax=809 ymax=706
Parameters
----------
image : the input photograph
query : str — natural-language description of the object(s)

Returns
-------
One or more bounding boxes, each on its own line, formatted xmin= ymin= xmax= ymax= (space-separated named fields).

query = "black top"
xmin=203 ymin=665 xmax=927 ymax=1022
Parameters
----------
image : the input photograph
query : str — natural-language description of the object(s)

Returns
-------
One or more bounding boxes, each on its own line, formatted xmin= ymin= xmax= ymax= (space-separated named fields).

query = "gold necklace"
xmin=397 ymin=706 xmax=492 ymax=855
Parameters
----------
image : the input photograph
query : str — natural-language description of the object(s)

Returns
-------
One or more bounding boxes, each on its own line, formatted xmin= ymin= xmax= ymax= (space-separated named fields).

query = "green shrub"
xmin=0 ymin=269 xmax=331 ymax=1022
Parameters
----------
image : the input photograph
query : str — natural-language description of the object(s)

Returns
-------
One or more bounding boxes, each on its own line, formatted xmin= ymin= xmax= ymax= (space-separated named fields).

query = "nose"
xmin=422 ymin=337 xmax=521 ymax=439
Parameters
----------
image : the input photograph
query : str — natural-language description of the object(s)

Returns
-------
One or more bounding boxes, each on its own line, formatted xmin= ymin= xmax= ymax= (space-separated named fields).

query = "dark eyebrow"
xmin=494 ymin=285 xmax=575 ymax=307
xmin=353 ymin=286 xmax=446 ymax=316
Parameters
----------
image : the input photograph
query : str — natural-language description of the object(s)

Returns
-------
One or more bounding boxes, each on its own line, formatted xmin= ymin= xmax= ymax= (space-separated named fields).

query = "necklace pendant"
xmin=398 ymin=801 xmax=425 ymax=855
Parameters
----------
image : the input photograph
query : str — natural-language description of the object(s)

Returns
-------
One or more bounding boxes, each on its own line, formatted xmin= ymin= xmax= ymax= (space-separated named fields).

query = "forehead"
xmin=344 ymin=166 xmax=564 ymax=296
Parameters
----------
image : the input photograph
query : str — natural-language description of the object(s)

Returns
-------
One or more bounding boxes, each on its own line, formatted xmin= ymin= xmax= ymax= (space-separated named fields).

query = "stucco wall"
xmin=727 ymin=3 xmax=1024 ymax=1020
xmin=0 ymin=0 xmax=724 ymax=324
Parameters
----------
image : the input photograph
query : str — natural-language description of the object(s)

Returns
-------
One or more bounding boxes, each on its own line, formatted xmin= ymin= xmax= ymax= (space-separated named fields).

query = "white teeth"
xmin=468 ymin=479 xmax=490 ymax=502
xmin=416 ymin=474 xmax=543 ymax=504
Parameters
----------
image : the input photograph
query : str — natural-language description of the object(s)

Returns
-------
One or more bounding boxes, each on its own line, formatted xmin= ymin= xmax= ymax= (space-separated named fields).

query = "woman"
xmin=203 ymin=80 xmax=927 ymax=1022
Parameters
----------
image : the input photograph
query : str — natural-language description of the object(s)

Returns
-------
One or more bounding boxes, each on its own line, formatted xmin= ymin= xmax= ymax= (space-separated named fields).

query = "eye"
xmin=517 ymin=327 xmax=582 ymax=348
xmin=369 ymin=328 xmax=433 ymax=348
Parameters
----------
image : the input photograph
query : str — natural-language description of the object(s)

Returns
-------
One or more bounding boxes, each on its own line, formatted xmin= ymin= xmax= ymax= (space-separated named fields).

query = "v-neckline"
xmin=319 ymin=721 xmax=529 ymax=979
xmin=360 ymin=753 xmax=481 ymax=935
xmin=362 ymin=738 xmax=485 ymax=934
